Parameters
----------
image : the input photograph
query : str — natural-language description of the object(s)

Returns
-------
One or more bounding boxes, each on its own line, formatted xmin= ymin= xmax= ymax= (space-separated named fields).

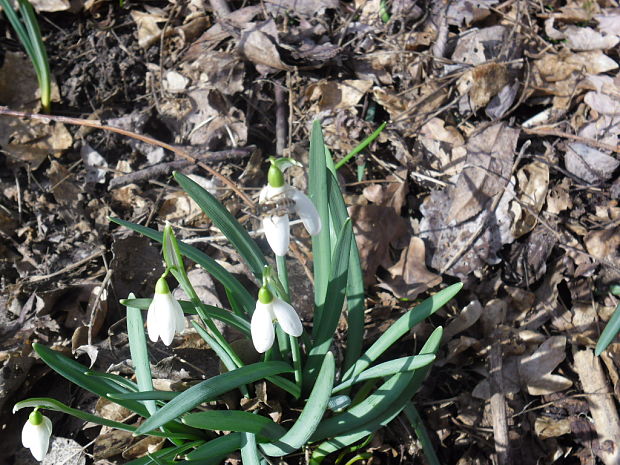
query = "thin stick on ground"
xmin=0 ymin=106 xmax=256 ymax=207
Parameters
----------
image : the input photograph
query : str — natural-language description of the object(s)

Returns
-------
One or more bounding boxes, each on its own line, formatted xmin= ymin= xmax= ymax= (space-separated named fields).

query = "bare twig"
xmin=524 ymin=127 xmax=620 ymax=153
xmin=490 ymin=334 xmax=512 ymax=465
xmin=0 ymin=106 xmax=256 ymax=207
xmin=108 ymin=147 xmax=254 ymax=189
xmin=25 ymin=247 xmax=105 ymax=284
xmin=275 ymin=81 xmax=287 ymax=156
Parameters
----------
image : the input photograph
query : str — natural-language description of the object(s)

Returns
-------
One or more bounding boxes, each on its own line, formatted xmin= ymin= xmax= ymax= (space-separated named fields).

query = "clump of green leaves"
xmin=14 ymin=121 xmax=461 ymax=464
xmin=0 ymin=0 xmax=52 ymax=112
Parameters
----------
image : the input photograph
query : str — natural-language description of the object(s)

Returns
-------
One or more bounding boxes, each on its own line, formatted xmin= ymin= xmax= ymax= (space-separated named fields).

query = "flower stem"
xmin=275 ymin=254 xmax=302 ymax=388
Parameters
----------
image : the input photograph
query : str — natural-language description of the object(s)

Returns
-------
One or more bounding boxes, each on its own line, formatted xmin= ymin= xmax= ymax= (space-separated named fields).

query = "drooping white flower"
xmin=22 ymin=410 xmax=52 ymax=461
xmin=147 ymin=277 xmax=185 ymax=346
xmin=251 ymin=286 xmax=303 ymax=353
xmin=259 ymin=163 xmax=321 ymax=257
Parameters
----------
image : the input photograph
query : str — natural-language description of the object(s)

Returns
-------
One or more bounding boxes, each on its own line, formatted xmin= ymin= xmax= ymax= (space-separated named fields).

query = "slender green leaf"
xmin=124 ymin=442 xmax=202 ymax=465
xmin=305 ymin=221 xmax=352 ymax=386
xmin=342 ymin=283 xmax=462 ymax=381
xmin=109 ymin=391 xmax=178 ymax=401
xmin=404 ymin=403 xmax=440 ymax=465
xmin=183 ymin=410 xmax=286 ymax=441
xmin=185 ymin=433 xmax=242 ymax=461
xmin=13 ymin=398 xmax=201 ymax=440
xmin=241 ymin=432 xmax=261 ymax=465
xmin=261 ymin=352 xmax=336 ymax=457
xmin=135 ymin=362 xmax=293 ymax=435
xmin=173 ymin=171 xmax=267 ymax=280
xmin=110 ymin=217 xmax=254 ymax=314
xmin=309 ymin=120 xmax=331 ymax=316
xmin=332 ymin=354 xmax=436 ymax=393
xmin=121 ymin=298 xmax=251 ymax=336
xmin=126 ymin=293 xmax=157 ymax=415
xmin=334 ymin=122 xmax=387 ymax=170
xmin=312 ymin=328 xmax=443 ymax=442
xmin=596 ymin=302 xmax=620 ymax=356
xmin=33 ymin=343 xmax=148 ymax=416
xmin=162 ymin=223 xmax=185 ymax=274
xmin=324 ymin=170 xmax=365 ymax=372
xmin=84 ymin=370 xmax=139 ymax=392
xmin=310 ymin=328 xmax=443 ymax=463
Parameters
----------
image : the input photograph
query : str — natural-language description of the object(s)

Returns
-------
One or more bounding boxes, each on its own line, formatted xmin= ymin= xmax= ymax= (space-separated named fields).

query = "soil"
xmin=1 ymin=1 xmax=619 ymax=465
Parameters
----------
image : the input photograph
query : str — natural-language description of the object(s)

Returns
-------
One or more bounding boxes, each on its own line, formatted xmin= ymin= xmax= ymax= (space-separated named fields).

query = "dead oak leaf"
xmin=349 ymin=204 xmax=407 ymax=285
xmin=519 ymin=336 xmax=572 ymax=395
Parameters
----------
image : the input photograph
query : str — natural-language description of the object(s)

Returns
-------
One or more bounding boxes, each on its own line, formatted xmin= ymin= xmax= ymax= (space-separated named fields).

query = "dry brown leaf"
xmin=546 ymin=178 xmax=572 ymax=215
xmin=239 ymin=20 xmax=292 ymax=73
xmin=564 ymin=26 xmax=620 ymax=51
xmin=28 ymin=0 xmax=70 ymax=12
xmin=512 ymin=161 xmax=549 ymax=238
xmin=418 ymin=118 xmax=467 ymax=176
xmin=379 ymin=237 xmax=442 ymax=300
xmin=565 ymin=142 xmax=620 ymax=184
xmin=457 ymin=63 xmax=509 ymax=112
xmin=584 ymin=227 xmax=620 ymax=262
xmin=447 ymin=0 xmax=499 ymax=26
xmin=535 ymin=416 xmax=572 ymax=439
xmin=122 ymin=437 xmax=165 ymax=460
xmin=305 ymin=80 xmax=372 ymax=112
xmin=350 ymin=204 xmax=408 ymax=285
xmin=531 ymin=50 xmax=618 ymax=110
xmin=131 ymin=10 xmax=167 ymax=49
xmin=519 ymin=336 xmax=572 ymax=395
xmin=443 ymin=300 xmax=482 ymax=342
xmin=420 ymin=123 xmax=519 ymax=277
xmin=574 ymin=349 xmax=620 ymax=465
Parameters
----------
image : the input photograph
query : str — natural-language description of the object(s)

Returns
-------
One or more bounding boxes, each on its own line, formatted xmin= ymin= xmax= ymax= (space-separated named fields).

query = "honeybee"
xmin=258 ymin=192 xmax=296 ymax=218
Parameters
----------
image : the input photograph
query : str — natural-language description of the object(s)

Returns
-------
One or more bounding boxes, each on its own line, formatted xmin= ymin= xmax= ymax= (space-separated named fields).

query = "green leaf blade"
xmin=134 ymin=361 xmax=293 ymax=435
xmin=173 ymin=171 xmax=267 ymax=280
xmin=261 ymin=352 xmax=336 ymax=457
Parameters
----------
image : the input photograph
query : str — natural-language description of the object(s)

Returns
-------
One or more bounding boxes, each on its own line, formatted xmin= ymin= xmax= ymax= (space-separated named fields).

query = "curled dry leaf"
xmin=456 ymin=63 xmax=509 ymax=113
xmin=535 ymin=416 xmax=572 ymax=440
xmin=442 ymin=300 xmax=482 ymax=342
xmin=420 ymin=123 xmax=519 ymax=277
xmin=512 ymin=161 xmax=549 ymax=239
xmin=305 ymin=80 xmax=373 ymax=112
xmin=565 ymin=143 xmax=620 ymax=184
xmin=131 ymin=9 xmax=167 ymax=49
xmin=350 ymin=204 xmax=408 ymax=285
xmin=418 ymin=118 xmax=467 ymax=176
xmin=379 ymin=237 xmax=442 ymax=300
xmin=518 ymin=336 xmax=572 ymax=395
xmin=238 ymin=20 xmax=292 ymax=73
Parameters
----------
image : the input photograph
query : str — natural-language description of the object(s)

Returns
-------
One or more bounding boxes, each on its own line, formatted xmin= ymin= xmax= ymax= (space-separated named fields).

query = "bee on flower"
xmin=21 ymin=409 xmax=52 ymax=461
xmin=251 ymin=286 xmax=303 ymax=353
xmin=259 ymin=161 xmax=321 ymax=257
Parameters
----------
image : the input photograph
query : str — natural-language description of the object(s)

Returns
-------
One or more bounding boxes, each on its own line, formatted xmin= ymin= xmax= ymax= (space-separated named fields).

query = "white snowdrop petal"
xmin=290 ymin=189 xmax=321 ymax=236
xmin=263 ymin=214 xmax=290 ymax=256
xmin=23 ymin=417 xmax=52 ymax=461
xmin=158 ymin=294 xmax=178 ymax=346
xmin=22 ymin=420 xmax=34 ymax=448
xmin=173 ymin=298 xmax=186 ymax=335
xmin=251 ymin=302 xmax=275 ymax=353
xmin=146 ymin=296 xmax=161 ymax=343
xmin=272 ymin=298 xmax=303 ymax=337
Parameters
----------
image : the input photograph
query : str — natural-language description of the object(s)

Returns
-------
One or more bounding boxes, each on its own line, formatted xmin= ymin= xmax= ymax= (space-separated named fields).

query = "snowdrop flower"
xmin=147 ymin=277 xmax=185 ymax=346
xmin=260 ymin=163 xmax=321 ymax=256
xmin=251 ymin=286 xmax=303 ymax=353
xmin=22 ymin=409 xmax=52 ymax=461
